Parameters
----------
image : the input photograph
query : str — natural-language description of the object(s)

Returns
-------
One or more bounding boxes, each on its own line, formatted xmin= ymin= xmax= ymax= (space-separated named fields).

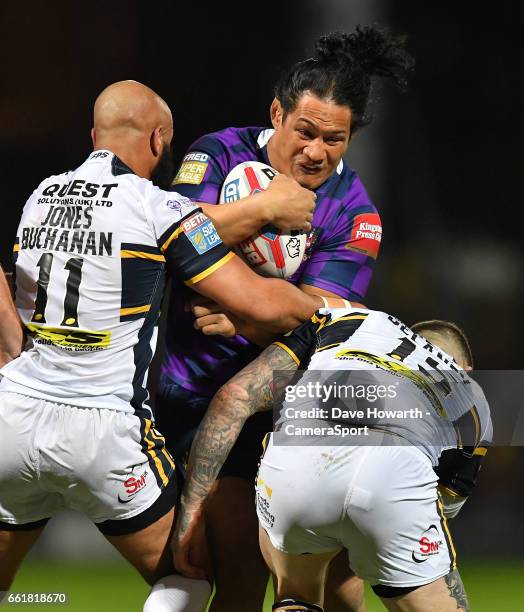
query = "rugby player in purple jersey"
xmin=156 ymin=26 xmax=414 ymax=611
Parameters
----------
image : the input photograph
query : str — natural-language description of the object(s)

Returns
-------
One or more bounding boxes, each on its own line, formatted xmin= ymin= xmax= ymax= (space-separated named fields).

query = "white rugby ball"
xmin=219 ymin=161 xmax=307 ymax=279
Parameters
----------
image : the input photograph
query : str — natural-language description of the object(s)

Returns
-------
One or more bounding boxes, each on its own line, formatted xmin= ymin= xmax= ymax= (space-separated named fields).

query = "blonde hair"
xmin=411 ymin=320 xmax=473 ymax=369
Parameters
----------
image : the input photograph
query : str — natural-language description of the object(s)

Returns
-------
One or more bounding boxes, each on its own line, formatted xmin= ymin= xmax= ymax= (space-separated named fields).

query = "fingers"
xmin=193 ymin=313 xmax=236 ymax=337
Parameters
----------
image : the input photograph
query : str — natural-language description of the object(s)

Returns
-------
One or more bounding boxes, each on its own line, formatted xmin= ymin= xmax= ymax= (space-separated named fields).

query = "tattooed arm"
xmin=172 ymin=343 xmax=298 ymax=578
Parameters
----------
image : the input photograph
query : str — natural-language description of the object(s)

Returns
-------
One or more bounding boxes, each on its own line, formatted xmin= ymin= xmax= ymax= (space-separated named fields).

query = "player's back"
xmin=2 ymin=150 xmax=197 ymax=416
xmin=276 ymin=308 xmax=492 ymax=463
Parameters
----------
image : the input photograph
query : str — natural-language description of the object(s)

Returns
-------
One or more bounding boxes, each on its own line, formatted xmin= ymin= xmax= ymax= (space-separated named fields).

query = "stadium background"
xmin=0 ymin=1 xmax=522 ymax=610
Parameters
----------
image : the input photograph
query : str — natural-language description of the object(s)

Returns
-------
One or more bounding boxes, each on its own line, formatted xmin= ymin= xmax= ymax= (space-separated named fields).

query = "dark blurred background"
xmin=1 ymin=0 xmax=522 ymax=575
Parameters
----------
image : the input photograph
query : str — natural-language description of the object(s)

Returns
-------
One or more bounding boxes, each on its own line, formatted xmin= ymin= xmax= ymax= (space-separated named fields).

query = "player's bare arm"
xmin=0 ymin=266 xmax=23 ymax=367
xmin=199 ymin=173 xmax=315 ymax=246
xmin=192 ymin=283 xmax=363 ymax=345
xmin=172 ymin=344 xmax=297 ymax=577
xmin=192 ymin=253 xmax=350 ymax=334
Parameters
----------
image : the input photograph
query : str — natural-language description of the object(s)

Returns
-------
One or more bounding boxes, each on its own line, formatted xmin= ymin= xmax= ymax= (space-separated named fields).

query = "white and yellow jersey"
xmin=1 ymin=150 xmax=232 ymax=417
xmin=274 ymin=308 xmax=493 ymax=465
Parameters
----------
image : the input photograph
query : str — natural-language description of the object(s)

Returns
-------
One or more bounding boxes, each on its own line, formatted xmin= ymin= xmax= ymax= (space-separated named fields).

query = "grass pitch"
xmin=3 ymin=558 xmax=523 ymax=611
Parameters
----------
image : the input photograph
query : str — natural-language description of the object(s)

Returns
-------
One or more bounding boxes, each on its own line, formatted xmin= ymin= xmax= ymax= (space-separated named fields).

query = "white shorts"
xmin=256 ymin=435 xmax=456 ymax=589
xmin=0 ymin=392 xmax=177 ymax=534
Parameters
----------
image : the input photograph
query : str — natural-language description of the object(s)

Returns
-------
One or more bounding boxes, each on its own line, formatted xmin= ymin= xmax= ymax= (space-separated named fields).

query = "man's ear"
xmin=150 ymin=127 xmax=163 ymax=158
xmin=270 ymin=98 xmax=284 ymax=130
xmin=91 ymin=128 xmax=96 ymax=147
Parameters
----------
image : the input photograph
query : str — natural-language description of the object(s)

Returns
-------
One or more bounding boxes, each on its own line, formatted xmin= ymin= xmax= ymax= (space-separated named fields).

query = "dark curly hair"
xmin=274 ymin=25 xmax=415 ymax=132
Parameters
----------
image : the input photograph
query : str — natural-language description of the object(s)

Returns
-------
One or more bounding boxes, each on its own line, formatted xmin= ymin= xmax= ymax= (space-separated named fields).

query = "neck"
xmin=94 ymin=138 xmax=152 ymax=179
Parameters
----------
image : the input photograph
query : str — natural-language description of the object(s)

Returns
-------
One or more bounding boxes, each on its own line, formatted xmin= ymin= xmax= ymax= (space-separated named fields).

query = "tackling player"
xmin=0 ymin=80 xmax=345 ymax=609
xmin=157 ymin=26 xmax=414 ymax=611
xmin=173 ymin=309 xmax=492 ymax=612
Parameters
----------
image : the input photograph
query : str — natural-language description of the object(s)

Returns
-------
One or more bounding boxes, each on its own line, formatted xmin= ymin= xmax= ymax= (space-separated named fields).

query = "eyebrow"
xmin=296 ymin=118 xmax=347 ymax=136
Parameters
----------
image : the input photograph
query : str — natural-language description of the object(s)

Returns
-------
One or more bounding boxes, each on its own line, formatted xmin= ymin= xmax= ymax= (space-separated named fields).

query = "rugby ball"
xmin=219 ymin=161 xmax=307 ymax=279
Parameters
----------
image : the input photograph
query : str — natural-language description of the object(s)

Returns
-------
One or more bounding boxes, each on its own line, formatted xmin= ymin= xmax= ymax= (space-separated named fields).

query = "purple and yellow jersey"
xmin=161 ymin=126 xmax=382 ymax=397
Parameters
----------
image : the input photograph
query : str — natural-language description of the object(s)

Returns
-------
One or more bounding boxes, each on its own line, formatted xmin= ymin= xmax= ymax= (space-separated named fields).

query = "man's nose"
xmin=303 ymin=140 xmax=326 ymax=163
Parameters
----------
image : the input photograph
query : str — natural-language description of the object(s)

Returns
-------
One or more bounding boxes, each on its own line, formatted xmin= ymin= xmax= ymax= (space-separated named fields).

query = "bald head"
xmin=91 ymin=80 xmax=173 ymax=181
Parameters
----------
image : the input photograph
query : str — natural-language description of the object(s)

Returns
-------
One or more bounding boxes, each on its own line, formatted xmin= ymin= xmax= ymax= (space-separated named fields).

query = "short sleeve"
xmin=299 ymin=176 xmax=382 ymax=301
xmin=171 ymin=135 xmax=230 ymax=205
xmin=273 ymin=312 xmax=330 ymax=366
xmin=143 ymin=185 xmax=233 ymax=286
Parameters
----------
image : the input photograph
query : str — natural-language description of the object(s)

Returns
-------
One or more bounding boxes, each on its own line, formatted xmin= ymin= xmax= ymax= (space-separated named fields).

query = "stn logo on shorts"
xmin=118 ymin=469 xmax=149 ymax=504
xmin=411 ymin=525 xmax=443 ymax=563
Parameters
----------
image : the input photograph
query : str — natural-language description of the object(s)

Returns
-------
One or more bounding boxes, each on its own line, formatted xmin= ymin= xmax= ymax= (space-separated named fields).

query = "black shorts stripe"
xmin=139 ymin=419 xmax=169 ymax=489
xmin=0 ymin=517 xmax=50 ymax=531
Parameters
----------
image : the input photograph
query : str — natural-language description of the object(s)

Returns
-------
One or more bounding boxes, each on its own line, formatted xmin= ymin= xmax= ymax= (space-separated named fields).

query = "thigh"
xmin=380 ymin=571 xmax=469 ymax=612
xmin=105 ymin=507 xmax=175 ymax=585
xmin=259 ymin=526 xmax=338 ymax=607
xmin=325 ymin=551 xmax=365 ymax=612
xmin=0 ymin=526 xmax=45 ymax=591
xmin=206 ymin=477 xmax=268 ymax=612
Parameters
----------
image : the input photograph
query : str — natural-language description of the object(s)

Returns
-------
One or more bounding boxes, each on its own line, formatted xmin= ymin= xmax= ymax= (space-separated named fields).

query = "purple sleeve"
xmin=299 ymin=176 xmax=382 ymax=301
xmin=170 ymin=136 xmax=230 ymax=205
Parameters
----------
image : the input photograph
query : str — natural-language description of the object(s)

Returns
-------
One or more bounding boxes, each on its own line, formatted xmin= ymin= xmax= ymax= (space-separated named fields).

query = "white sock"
xmin=143 ymin=574 xmax=212 ymax=612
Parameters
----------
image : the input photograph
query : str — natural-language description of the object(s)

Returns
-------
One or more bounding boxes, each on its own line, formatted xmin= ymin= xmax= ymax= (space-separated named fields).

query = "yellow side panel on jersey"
xmin=26 ymin=324 xmax=111 ymax=349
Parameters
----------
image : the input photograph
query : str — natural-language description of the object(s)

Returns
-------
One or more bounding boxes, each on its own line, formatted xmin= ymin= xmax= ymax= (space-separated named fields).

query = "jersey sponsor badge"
xmin=346 ymin=213 xmax=382 ymax=259
xmin=182 ymin=211 xmax=222 ymax=254
xmin=172 ymin=152 xmax=209 ymax=185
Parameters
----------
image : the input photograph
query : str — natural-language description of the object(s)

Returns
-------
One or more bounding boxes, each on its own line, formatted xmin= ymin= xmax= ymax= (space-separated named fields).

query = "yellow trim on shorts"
xmin=120 ymin=304 xmax=151 ymax=317
xmin=120 ymin=250 xmax=166 ymax=262
xmin=149 ymin=427 xmax=176 ymax=471
xmin=184 ymin=251 xmax=235 ymax=286
xmin=273 ymin=341 xmax=300 ymax=366
xmin=144 ymin=420 xmax=169 ymax=487
xmin=473 ymin=446 xmax=488 ymax=456
xmin=438 ymin=497 xmax=457 ymax=570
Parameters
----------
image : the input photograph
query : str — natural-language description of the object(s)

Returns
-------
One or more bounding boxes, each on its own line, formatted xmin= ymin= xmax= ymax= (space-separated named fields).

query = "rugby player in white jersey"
xmin=173 ymin=308 xmax=492 ymax=612
xmin=0 ymin=80 xmax=349 ymax=610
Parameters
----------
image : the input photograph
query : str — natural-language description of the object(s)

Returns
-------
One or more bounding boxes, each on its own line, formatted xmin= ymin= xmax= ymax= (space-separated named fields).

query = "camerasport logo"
xmin=411 ymin=525 xmax=444 ymax=563
xmin=118 ymin=469 xmax=149 ymax=504
xmin=346 ymin=213 xmax=382 ymax=259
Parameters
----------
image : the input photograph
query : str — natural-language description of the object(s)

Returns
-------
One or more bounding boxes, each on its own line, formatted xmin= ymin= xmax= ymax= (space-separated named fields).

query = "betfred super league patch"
xmin=173 ymin=152 xmax=209 ymax=185
xmin=182 ymin=211 xmax=222 ymax=254
xmin=346 ymin=213 xmax=382 ymax=259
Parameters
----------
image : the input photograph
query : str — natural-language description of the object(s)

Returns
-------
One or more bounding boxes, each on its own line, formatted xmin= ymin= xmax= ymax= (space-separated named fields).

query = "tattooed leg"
xmin=378 ymin=572 xmax=470 ymax=611
xmin=444 ymin=570 xmax=470 ymax=611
